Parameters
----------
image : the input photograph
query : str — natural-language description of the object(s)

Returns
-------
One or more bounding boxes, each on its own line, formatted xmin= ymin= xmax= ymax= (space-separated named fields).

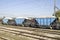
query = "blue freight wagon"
xmin=35 ymin=16 xmax=56 ymax=28
xmin=2 ymin=17 xmax=13 ymax=25
xmin=15 ymin=17 xmax=25 ymax=26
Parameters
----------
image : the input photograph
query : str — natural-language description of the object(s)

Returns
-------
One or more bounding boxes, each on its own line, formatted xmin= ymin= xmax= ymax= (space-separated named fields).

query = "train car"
xmin=15 ymin=17 xmax=25 ymax=26
xmin=35 ymin=16 xmax=56 ymax=29
xmin=2 ymin=17 xmax=13 ymax=25
xmin=51 ymin=17 xmax=60 ymax=29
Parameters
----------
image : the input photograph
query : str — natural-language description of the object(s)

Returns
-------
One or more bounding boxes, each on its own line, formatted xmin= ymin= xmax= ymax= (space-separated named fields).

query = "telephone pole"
xmin=54 ymin=0 xmax=56 ymax=16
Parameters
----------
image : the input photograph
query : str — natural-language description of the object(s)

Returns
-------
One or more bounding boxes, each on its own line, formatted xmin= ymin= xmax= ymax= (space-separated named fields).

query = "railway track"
xmin=13 ymin=27 xmax=60 ymax=35
xmin=0 ymin=27 xmax=47 ymax=40
xmin=0 ymin=36 xmax=8 ymax=40
xmin=0 ymin=26 xmax=60 ymax=40
xmin=2 ymin=25 xmax=60 ymax=35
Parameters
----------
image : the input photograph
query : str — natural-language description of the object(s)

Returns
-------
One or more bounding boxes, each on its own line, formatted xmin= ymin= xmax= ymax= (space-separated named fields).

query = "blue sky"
xmin=0 ymin=0 xmax=60 ymax=17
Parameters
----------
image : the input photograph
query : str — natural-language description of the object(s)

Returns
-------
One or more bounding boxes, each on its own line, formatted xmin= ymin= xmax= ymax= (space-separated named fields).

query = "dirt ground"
xmin=0 ymin=24 xmax=60 ymax=40
xmin=0 ymin=30 xmax=38 ymax=40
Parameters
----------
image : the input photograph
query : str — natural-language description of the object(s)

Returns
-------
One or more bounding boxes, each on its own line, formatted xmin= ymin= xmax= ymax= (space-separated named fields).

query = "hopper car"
xmin=2 ymin=17 xmax=13 ymax=25
xmin=15 ymin=17 xmax=25 ymax=26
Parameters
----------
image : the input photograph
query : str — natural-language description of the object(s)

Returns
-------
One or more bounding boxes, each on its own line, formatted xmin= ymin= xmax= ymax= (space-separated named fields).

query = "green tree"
xmin=55 ymin=10 xmax=60 ymax=17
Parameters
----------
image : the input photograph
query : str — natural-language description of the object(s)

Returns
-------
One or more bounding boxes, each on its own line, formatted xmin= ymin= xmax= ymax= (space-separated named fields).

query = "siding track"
xmin=0 ymin=26 xmax=60 ymax=40
xmin=0 ymin=36 xmax=8 ymax=40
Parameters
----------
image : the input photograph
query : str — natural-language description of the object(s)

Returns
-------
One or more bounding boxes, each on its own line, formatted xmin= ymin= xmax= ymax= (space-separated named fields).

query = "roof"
xmin=3 ymin=17 xmax=13 ymax=20
xmin=34 ymin=16 xmax=56 ymax=18
xmin=15 ymin=17 xmax=28 ymax=19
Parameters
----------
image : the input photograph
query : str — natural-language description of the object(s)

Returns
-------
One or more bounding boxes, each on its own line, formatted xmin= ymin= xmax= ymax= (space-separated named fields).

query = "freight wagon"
xmin=35 ymin=16 xmax=56 ymax=29
xmin=14 ymin=17 xmax=38 ymax=27
xmin=50 ymin=17 xmax=60 ymax=29
xmin=2 ymin=17 xmax=13 ymax=25
xmin=15 ymin=17 xmax=26 ymax=26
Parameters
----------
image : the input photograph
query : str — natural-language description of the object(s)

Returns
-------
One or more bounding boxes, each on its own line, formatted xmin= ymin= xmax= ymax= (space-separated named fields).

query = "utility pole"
xmin=54 ymin=0 xmax=56 ymax=16
xmin=54 ymin=0 xmax=60 ymax=16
